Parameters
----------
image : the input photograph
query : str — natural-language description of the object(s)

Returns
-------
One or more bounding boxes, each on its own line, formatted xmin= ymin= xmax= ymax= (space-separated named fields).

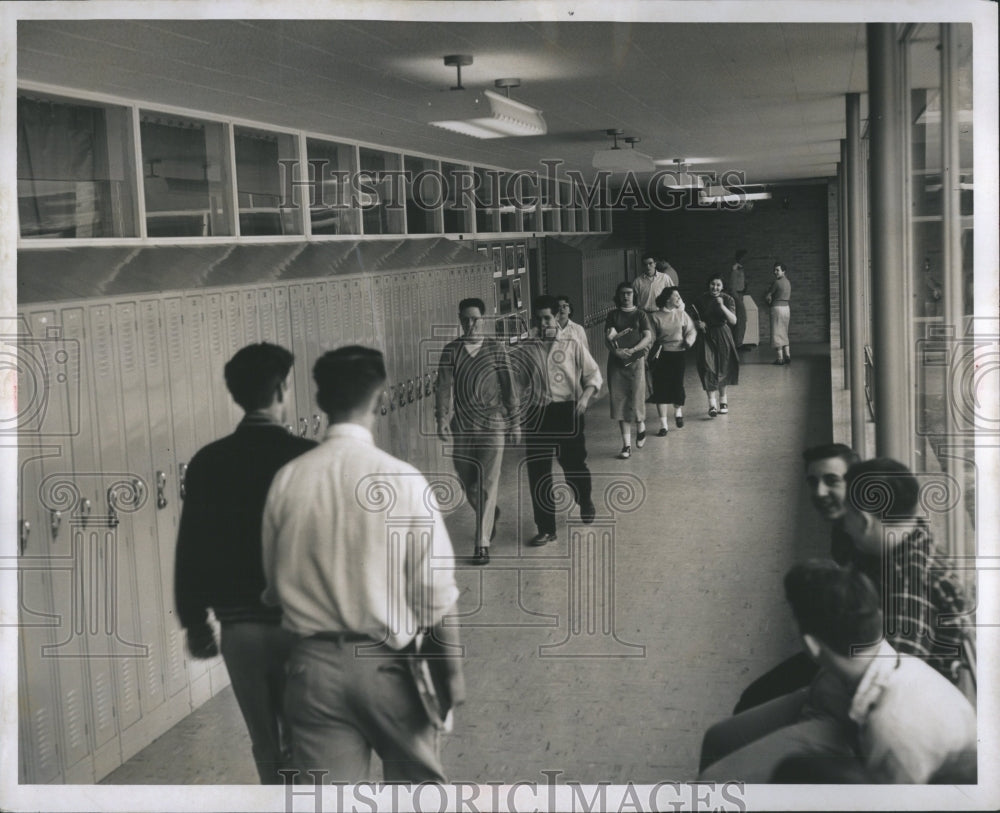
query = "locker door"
xmin=273 ymin=286 xmax=297 ymax=426
xmin=138 ymin=298 xmax=189 ymax=703
xmin=399 ymin=272 xmax=418 ymax=466
xmin=311 ymin=281 xmax=330 ymax=439
xmin=257 ymin=286 xmax=277 ymax=344
xmin=366 ymin=275 xmax=387 ymax=453
xmin=161 ymin=296 xmax=209 ymax=699
xmin=242 ymin=289 xmax=261 ymax=346
xmin=22 ymin=309 xmax=97 ymax=782
xmin=360 ymin=275 xmax=376 ymax=346
xmin=88 ymin=303 xmax=145 ymax=740
xmin=300 ymin=282 xmax=321 ymax=435
xmin=60 ymin=307 xmax=121 ymax=767
xmin=204 ymin=293 xmax=236 ymax=437
xmin=17 ymin=444 xmax=65 ymax=785
xmin=183 ymin=295 xmax=220 ymax=452
xmin=287 ymin=284 xmax=310 ymax=438
xmin=325 ymin=280 xmax=343 ymax=349
xmin=117 ymin=301 xmax=170 ymax=725
xmin=222 ymin=290 xmax=246 ymax=428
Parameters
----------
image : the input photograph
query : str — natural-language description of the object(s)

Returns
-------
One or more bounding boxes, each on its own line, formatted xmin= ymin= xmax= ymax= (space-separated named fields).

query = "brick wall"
xmin=621 ymin=183 xmax=831 ymax=344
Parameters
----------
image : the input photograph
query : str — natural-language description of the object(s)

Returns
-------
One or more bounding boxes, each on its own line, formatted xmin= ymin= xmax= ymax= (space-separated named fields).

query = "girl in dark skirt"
xmin=692 ymin=274 xmax=740 ymax=417
xmin=648 ymin=286 xmax=697 ymax=434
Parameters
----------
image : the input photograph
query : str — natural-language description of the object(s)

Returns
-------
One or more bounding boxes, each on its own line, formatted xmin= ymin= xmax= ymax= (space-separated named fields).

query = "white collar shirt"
xmin=261 ymin=422 xmax=459 ymax=649
xmin=849 ymin=641 xmax=976 ymax=783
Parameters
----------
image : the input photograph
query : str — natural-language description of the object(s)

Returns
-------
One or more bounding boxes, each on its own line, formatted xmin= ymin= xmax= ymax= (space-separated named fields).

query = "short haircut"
xmin=313 ymin=345 xmax=386 ymax=419
xmin=706 ymin=273 xmax=725 ymax=287
xmin=735 ymin=248 xmax=748 ymax=262
xmin=802 ymin=443 xmax=860 ymax=469
xmin=774 ymin=261 xmax=787 ymax=273
xmin=459 ymin=297 xmax=486 ymax=315
xmin=614 ymin=280 xmax=634 ymax=307
xmin=534 ymin=294 xmax=560 ymax=315
xmin=555 ymin=294 xmax=573 ymax=315
xmin=655 ymin=260 xmax=672 ymax=273
xmin=641 ymin=253 xmax=656 ymax=263
xmin=784 ymin=560 xmax=883 ymax=657
xmin=845 ymin=457 xmax=920 ymax=519
xmin=655 ymin=286 xmax=679 ymax=309
xmin=224 ymin=343 xmax=294 ymax=412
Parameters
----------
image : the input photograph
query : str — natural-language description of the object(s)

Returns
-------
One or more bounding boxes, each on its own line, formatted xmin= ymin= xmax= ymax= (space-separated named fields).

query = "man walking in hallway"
xmin=174 ymin=342 xmax=317 ymax=784
xmin=436 ymin=297 xmax=519 ymax=565
xmin=518 ymin=295 xmax=602 ymax=546
xmin=262 ymin=346 xmax=462 ymax=783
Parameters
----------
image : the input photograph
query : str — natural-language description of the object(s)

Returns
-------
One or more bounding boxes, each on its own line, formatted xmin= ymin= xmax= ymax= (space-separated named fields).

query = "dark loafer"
xmin=473 ymin=546 xmax=490 ymax=565
xmin=529 ymin=532 xmax=556 ymax=547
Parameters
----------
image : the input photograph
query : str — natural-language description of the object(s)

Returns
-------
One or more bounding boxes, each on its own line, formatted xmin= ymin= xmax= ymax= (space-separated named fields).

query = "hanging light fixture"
xmin=592 ymin=129 xmax=655 ymax=172
xmin=660 ymin=158 xmax=705 ymax=189
xmin=700 ymin=184 xmax=772 ymax=203
xmin=427 ymin=59 xmax=547 ymax=139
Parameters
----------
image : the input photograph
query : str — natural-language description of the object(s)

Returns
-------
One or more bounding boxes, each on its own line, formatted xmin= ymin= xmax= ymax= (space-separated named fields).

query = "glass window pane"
xmin=499 ymin=172 xmax=520 ymax=233
xmin=404 ymin=155 xmax=440 ymax=234
xmin=474 ymin=167 xmax=499 ymax=234
xmin=442 ymin=162 xmax=471 ymax=233
xmin=560 ymin=181 xmax=576 ymax=232
xmin=542 ymin=175 xmax=559 ymax=232
xmin=18 ymin=94 xmax=138 ymax=238
xmin=306 ymin=137 xmax=359 ymax=235
xmin=234 ymin=126 xmax=302 ymax=236
xmin=140 ymin=112 xmax=234 ymax=237
xmin=358 ymin=147 xmax=405 ymax=235
xmin=520 ymin=172 xmax=539 ymax=233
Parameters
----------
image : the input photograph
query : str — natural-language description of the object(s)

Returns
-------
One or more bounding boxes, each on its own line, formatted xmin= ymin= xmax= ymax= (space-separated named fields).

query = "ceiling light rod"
xmin=605 ymin=128 xmax=625 ymax=150
xmin=625 ymin=136 xmax=642 ymax=149
xmin=443 ymin=54 xmax=473 ymax=90
xmin=494 ymin=78 xmax=521 ymax=98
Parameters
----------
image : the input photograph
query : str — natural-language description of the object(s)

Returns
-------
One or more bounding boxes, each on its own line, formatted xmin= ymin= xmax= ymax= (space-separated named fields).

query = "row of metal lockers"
xmin=14 ymin=239 xmax=497 ymax=783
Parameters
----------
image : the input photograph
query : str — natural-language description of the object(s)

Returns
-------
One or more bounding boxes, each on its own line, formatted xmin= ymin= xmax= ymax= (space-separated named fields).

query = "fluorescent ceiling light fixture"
xmin=428 ymin=65 xmax=547 ymax=139
xmin=660 ymin=159 xmax=705 ymax=189
xmin=701 ymin=185 xmax=772 ymax=203
xmin=592 ymin=130 xmax=655 ymax=172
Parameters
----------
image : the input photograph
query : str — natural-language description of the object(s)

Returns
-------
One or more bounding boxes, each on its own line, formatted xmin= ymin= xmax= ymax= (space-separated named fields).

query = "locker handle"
xmin=178 ymin=464 xmax=188 ymax=501
xmin=380 ymin=390 xmax=388 ymax=416
xmin=424 ymin=374 xmax=432 ymax=397
xmin=80 ymin=498 xmax=92 ymax=526
xmin=20 ymin=520 xmax=30 ymax=555
xmin=133 ymin=478 xmax=146 ymax=508
xmin=397 ymin=384 xmax=406 ymax=409
xmin=407 ymin=379 xmax=415 ymax=404
xmin=50 ymin=510 xmax=62 ymax=540
xmin=106 ymin=487 xmax=120 ymax=528
xmin=298 ymin=417 xmax=309 ymax=437
xmin=389 ymin=385 xmax=396 ymax=412
xmin=284 ymin=424 xmax=294 ymax=434
xmin=312 ymin=414 xmax=323 ymax=437
xmin=156 ymin=471 xmax=168 ymax=510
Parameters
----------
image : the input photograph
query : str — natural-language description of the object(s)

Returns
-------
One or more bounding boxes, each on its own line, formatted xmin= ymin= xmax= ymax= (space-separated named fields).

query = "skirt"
xmin=649 ymin=349 xmax=686 ymax=405
xmin=696 ymin=325 xmax=740 ymax=391
xmin=607 ymin=357 xmax=647 ymax=421
xmin=770 ymin=303 xmax=790 ymax=348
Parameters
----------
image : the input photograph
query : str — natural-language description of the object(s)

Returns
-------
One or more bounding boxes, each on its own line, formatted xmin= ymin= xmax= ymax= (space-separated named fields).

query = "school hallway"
xmin=100 ymin=345 xmax=836 ymax=785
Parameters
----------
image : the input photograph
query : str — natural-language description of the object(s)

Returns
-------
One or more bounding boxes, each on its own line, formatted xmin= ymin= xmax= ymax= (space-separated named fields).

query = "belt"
xmin=309 ymin=631 xmax=373 ymax=643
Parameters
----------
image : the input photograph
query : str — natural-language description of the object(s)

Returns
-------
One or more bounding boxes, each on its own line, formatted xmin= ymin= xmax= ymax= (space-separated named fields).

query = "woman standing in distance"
xmin=604 ymin=282 xmax=653 ymax=459
xmin=692 ymin=275 xmax=739 ymax=417
xmin=765 ymin=262 xmax=792 ymax=365
xmin=729 ymin=249 xmax=748 ymax=349
xmin=648 ymin=286 xmax=697 ymax=435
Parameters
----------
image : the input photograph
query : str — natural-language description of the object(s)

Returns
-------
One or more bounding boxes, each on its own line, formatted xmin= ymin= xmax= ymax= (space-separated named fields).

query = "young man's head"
xmin=555 ymin=294 xmax=573 ymax=327
xmin=784 ymin=560 xmax=883 ymax=667
xmin=842 ymin=458 xmax=921 ymax=555
xmin=458 ymin=297 xmax=486 ymax=340
xmin=534 ymin=295 xmax=561 ymax=339
xmin=224 ymin=343 xmax=294 ymax=420
xmin=313 ymin=345 xmax=387 ymax=424
xmin=614 ymin=281 xmax=636 ymax=308
xmin=641 ymin=253 xmax=657 ymax=277
xmin=802 ymin=443 xmax=861 ymax=522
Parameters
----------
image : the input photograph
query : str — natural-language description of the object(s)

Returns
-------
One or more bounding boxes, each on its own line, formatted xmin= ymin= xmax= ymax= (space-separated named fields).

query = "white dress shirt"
xmin=261 ymin=422 xmax=459 ymax=650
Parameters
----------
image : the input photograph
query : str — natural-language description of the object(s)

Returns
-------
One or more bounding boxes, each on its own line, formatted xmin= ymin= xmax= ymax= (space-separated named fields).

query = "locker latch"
xmin=50 ymin=510 xmax=62 ymax=540
xmin=156 ymin=471 xmax=168 ymax=510
xmin=178 ymin=464 xmax=188 ymax=501
xmin=19 ymin=520 xmax=30 ymax=555
xmin=389 ymin=385 xmax=396 ymax=411
xmin=312 ymin=414 xmax=323 ymax=437
xmin=397 ymin=384 xmax=406 ymax=409
xmin=298 ymin=417 xmax=309 ymax=437
xmin=424 ymin=374 xmax=432 ymax=397
xmin=407 ymin=379 xmax=415 ymax=404
xmin=380 ymin=390 xmax=388 ymax=416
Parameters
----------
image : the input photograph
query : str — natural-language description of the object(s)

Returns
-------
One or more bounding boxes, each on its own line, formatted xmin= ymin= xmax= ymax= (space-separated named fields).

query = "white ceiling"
xmin=17 ymin=18 xmax=877 ymax=184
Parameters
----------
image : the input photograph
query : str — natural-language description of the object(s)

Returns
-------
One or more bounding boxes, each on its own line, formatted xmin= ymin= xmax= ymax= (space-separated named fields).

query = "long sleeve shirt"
xmin=435 ymin=338 xmax=518 ymax=433
xmin=261 ymin=423 xmax=459 ymax=650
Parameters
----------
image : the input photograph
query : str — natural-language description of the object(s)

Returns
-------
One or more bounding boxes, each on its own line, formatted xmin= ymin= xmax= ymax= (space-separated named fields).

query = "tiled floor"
xmin=102 ymin=345 xmax=835 ymax=785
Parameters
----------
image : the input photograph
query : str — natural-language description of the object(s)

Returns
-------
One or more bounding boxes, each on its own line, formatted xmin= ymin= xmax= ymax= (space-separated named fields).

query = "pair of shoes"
xmin=656 ymin=428 xmax=668 ymax=437
xmin=719 ymin=403 xmax=729 ymax=414
xmin=636 ymin=430 xmax=647 ymax=448
xmin=675 ymin=416 xmax=684 ymax=428
xmin=490 ymin=506 xmax=500 ymax=542
xmin=618 ymin=445 xmax=632 ymax=459
xmin=772 ymin=359 xmax=785 ymax=366
xmin=580 ymin=500 xmax=596 ymax=524
xmin=473 ymin=546 xmax=490 ymax=565
xmin=708 ymin=406 xmax=718 ymax=418
xmin=529 ymin=532 xmax=556 ymax=547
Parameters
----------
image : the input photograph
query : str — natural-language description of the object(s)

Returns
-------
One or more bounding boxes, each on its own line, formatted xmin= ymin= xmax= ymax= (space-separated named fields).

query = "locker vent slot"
xmin=64 ymin=687 xmax=85 ymax=752
xmin=141 ymin=304 xmax=162 ymax=369
xmin=33 ymin=707 xmax=57 ymax=771
xmin=94 ymin=671 xmax=114 ymax=732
